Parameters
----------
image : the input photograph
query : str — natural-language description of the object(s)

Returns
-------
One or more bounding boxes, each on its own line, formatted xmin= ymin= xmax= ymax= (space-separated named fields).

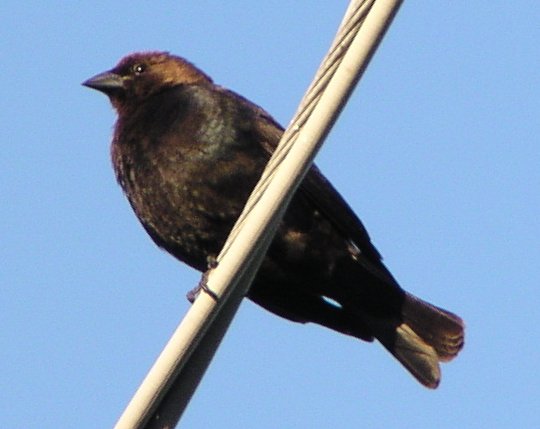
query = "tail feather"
xmin=402 ymin=292 xmax=465 ymax=361
xmin=364 ymin=292 xmax=464 ymax=388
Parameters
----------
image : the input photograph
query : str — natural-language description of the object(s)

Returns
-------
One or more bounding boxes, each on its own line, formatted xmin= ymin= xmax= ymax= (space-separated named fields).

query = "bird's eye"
xmin=132 ymin=63 xmax=146 ymax=75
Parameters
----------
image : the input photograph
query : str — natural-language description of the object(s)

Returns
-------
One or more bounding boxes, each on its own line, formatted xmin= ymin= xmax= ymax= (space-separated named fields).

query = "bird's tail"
xmin=364 ymin=292 xmax=464 ymax=388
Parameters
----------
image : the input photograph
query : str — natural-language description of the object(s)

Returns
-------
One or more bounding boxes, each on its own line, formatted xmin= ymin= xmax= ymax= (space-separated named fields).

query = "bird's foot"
xmin=186 ymin=256 xmax=219 ymax=303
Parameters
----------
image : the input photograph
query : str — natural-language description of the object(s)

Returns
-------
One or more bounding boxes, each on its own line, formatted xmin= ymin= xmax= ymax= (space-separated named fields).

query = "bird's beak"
xmin=82 ymin=71 xmax=125 ymax=95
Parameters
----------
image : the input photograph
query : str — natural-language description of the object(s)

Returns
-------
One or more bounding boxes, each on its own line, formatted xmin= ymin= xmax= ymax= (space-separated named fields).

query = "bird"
xmin=83 ymin=51 xmax=464 ymax=388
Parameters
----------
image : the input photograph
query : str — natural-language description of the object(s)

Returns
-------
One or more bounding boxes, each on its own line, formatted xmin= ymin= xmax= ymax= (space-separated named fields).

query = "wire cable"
xmin=113 ymin=1 xmax=403 ymax=428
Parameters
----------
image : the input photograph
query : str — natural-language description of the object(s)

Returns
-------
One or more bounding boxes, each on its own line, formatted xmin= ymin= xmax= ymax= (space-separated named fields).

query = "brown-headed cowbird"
xmin=83 ymin=52 xmax=464 ymax=388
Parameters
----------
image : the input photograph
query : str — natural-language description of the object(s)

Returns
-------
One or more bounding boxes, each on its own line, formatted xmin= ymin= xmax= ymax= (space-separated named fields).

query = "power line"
xmin=113 ymin=1 xmax=403 ymax=428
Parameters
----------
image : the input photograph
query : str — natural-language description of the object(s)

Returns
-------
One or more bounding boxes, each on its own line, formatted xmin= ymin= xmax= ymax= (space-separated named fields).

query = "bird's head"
xmin=83 ymin=51 xmax=213 ymax=111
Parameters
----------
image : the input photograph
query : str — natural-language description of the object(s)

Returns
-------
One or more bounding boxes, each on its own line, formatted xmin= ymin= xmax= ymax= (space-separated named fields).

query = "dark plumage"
xmin=83 ymin=52 xmax=464 ymax=388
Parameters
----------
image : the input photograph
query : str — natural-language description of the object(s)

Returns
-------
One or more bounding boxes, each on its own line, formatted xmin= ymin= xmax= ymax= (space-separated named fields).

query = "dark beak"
xmin=82 ymin=71 xmax=124 ymax=95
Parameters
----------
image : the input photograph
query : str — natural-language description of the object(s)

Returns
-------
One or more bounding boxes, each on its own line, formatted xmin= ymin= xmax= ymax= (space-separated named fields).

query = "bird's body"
xmin=84 ymin=52 xmax=464 ymax=388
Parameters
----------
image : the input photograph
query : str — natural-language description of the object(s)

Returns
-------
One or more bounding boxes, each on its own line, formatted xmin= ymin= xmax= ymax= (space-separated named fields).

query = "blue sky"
xmin=2 ymin=2 xmax=539 ymax=428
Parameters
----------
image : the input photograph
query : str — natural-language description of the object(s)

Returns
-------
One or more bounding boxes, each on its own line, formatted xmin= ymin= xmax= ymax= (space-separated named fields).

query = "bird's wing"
xmin=226 ymin=89 xmax=398 ymax=286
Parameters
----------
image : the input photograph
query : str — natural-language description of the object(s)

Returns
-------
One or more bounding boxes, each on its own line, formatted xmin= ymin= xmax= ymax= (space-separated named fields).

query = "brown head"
xmin=82 ymin=51 xmax=213 ymax=113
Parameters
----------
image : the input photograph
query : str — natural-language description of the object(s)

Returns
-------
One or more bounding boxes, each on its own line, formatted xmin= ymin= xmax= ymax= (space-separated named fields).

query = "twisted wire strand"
xmin=219 ymin=0 xmax=376 ymax=258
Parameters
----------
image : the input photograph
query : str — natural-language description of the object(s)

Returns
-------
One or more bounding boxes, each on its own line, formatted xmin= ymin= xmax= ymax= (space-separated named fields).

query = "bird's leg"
xmin=186 ymin=256 xmax=219 ymax=303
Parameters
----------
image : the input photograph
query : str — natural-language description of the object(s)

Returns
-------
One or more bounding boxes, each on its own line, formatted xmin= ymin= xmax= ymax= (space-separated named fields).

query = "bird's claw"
xmin=186 ymin=256 xmax=219 ymax=303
